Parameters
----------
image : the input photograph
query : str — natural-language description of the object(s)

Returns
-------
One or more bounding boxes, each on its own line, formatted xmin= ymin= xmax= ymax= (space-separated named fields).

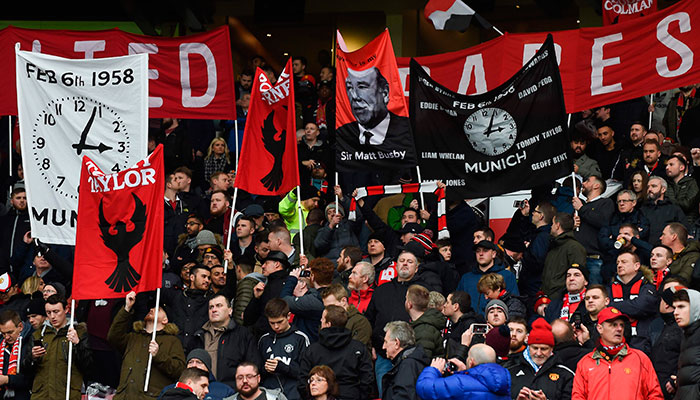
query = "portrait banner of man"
xmin=335 ymin=29 xmax=417 ymax=172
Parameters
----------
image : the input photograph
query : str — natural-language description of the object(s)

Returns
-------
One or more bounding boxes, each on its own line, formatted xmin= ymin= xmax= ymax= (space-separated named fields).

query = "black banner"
xmin=409 ymin=35 xmax=571 ymax=198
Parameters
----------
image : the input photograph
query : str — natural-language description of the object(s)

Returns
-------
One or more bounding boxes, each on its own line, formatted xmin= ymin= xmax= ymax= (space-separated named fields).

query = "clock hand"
xmin=482 ymin=110 xmax=496 ymax=138
xmin=76 ymin=142 xmax=113 ymax=153
xmin=72 ymin=106 xmax=98 ymax=155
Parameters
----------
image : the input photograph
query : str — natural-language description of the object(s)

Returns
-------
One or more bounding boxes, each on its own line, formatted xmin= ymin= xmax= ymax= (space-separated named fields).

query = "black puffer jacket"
xmin=675 ymin=289 xmax=700 ymax=400
xmin=297 ymin=327 xmax=374 ymax=400
xmin=161 ymin=287 xmax=211 ymax=351
xmin=381 ymin=345 xmax=429 ymax=400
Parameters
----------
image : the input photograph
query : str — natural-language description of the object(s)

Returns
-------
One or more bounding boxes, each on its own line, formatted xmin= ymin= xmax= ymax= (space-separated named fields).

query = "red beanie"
xmin=533 ymin=292 xmax=551 ymax=313
xmin=528 ymin=318 xmax=554 ymax=347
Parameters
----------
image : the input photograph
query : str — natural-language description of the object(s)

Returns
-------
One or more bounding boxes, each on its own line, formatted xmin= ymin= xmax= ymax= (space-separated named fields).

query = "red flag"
xmin=234 ymin=59 xmax=299 ymax=195
xmin=603 ymin=0 xmax=657 ymax=25
xmin=72 ymin=145 xmax=165 ymax=300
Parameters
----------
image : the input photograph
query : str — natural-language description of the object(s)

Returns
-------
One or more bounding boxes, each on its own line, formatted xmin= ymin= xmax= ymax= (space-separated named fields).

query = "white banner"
xmin=16 ymin=49 xmax=148 ymax=245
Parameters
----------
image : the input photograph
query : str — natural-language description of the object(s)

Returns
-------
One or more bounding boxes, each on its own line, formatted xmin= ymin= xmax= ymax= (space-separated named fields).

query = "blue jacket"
xmin=456 ymin=262 xmax=519 ymax=315
xmin=416 ymin=364 xmax=511 ymax=400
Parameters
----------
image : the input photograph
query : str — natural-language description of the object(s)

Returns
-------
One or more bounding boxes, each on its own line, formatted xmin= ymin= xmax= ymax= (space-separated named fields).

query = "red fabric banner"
xmin=234 ymin=59 xmax=300 ymax=196
xmin=72 ymin=145 xmax=165 ymax=300
xmin=0 ymin=26 xmax=236 ymax=119
xmin=603 ymin=0 xmax=657 ymax=25
xmin=397 ymin=0 xmax=699 ymax=113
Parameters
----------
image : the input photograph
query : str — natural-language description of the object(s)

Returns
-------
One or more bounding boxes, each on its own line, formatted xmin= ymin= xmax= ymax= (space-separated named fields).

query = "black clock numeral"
xmin=466 ymin=123 xmax=473 ymax=130
xmin=43 ymin=114 xmax=55 ymax=126
xmin=36 ymin=137 xmax=45 ymax=149
xmin=118 ymin=141 xmax=126 ymax=153
xmin=111 ymin=163 xmax=120 ymax=173
xmin=54 ymin=103 xmax=62 ymax=116
xmin=57 ymin=176 xmax=65 ymax=187
xmin=75 ymin=99 xmax=85 ymax=112
xmin=113 ymin=121 xmax=121 ymax=133
xmin=510 ymin=123 xmax=516 ymax=129
xmin=41 ymin=158 xmax=50 ymax=170
xmin=481 ymin=110 xmax=488 ymax=117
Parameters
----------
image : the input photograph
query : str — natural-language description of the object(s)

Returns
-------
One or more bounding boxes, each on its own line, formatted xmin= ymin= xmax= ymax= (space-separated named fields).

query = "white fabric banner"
xmin=16 ymin=49 xmax=148 ymax=245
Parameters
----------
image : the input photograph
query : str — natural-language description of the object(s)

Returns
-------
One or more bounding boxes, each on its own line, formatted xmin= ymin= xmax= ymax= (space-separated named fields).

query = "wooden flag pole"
xmin=415 ymin=166 xmax=427 ymax=209
xmin=648 ymin=93 xmax=654 ymax=129
xmin=334 ymin=172 xmax=339 ymax=216
xmin=144 ymin=287 xmax=161 ymax=392
xmin=224 ymin=187 xmax=239 ymax=271
xmin=65 ymin=299 xmax=75 ymax=400
xmin=296 ymin=186 xmax=305 ymax=256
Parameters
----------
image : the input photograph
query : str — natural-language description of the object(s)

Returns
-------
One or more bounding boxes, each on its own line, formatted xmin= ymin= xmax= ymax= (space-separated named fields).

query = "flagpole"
xmin=567 ymin=114 xmax=572 ymax=128
xmin=8 ymin=116 xmax=12 ymax=176
xmin=492 ymin=26 xmax=504 ymax=36
xmin=334 ymin=172 xmax=339 ymax=215
xmin=65 ymin=299 xmax=75 ymax=400
xmin=415 ymin=166 xmax=426 ymax=209
xmin=144 ymin=287 xmax=161 ymax=392
xmin=296 ymin=186 xmax=305 ymax=256
xmin=233 ymin=120 xmax=240 ymax=171
xmin=648 ymin=93 xmax=654 ymax=129
xmin=224 ymin=187 xmax=239 ymax=271
xmin=572 ymin=171 xmax=579 ymax=232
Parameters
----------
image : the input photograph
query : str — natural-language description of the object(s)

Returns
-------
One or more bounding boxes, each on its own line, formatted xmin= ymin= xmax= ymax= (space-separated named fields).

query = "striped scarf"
xmin=0 ymin=337 xmax=20 ymax=375
xmin=348 ymin=182 xmax=449 ymax=239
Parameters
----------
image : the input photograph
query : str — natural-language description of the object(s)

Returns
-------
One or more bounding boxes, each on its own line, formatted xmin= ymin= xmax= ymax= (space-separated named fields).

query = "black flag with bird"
xmin=235 ymin=59 xmax=299 ymax=196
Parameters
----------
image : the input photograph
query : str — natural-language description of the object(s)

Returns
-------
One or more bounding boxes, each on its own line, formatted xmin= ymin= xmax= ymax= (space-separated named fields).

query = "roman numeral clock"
xmin=31 ymin=96 xmax=133 ymax=199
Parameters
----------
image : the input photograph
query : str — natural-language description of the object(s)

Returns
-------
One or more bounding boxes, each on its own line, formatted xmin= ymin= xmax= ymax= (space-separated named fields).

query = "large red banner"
xmin=73 ymin=145 xmax=164 ymax=300
xmin=397 ymin=0 xmax=699 ymax=113
xmin=234 ymin=59 xmax=300 ymax=196
xmin=0 ymin=26 xmax=236 ymax=119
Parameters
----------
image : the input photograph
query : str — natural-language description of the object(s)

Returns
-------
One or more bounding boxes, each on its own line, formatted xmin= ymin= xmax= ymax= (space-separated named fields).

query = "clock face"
xmin=464 ymin=107 xmax=517 ymax=156
xmin=31 ymin=96 xmax=133 ymax=199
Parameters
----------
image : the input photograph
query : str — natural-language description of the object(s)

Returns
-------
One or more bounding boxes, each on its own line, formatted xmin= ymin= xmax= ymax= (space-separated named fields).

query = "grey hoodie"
xmin=684 ymin=288 xmax=700 ymax=325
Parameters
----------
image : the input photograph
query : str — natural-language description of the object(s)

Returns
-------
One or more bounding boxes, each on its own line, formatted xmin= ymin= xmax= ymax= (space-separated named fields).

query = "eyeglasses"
xmin=185 ymin=221 xmax=201 ymax=227
xmin=308 ymin=377 xmax=327 ymax=384
xmin=532 ymin=209 xmax=543 ymax=215
xmin=617 ymin=199 xmax=634 ymax=204
xmin=235 ymin=374 xmax=258 ymax=381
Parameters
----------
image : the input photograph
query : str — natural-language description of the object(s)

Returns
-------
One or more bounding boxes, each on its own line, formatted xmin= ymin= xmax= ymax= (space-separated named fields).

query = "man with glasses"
xmin=227 ymin=362 xmax=287 ymax=400
xmin=518 ymin=201 xmax=556 ymax=296
xmin=0 ymin=310 xmax=31 ymax=400
xmin=172 ymin=214 xmax=205 ymax=274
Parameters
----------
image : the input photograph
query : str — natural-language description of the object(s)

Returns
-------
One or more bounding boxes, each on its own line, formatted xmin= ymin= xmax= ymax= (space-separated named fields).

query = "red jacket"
xmin=572 ymin=344 xmax=663 ymax=400
xmin=349 ymin=287 xmax=374 ymax=314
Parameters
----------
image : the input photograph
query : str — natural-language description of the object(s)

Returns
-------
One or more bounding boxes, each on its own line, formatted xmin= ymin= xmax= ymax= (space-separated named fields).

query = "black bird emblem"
xmin=99 ymin=193 xmax=147 ymax=293
xmin=260 ymin=109 xmax=286 ymax=192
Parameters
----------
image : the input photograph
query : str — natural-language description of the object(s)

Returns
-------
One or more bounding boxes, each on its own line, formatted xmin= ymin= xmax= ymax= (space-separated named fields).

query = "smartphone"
xmin=471 ymin=323 xmax=489 ymax=335
xmin=571 ymin=313 xmax=582 ymax=329
xmin=299 ymin=269 xmax=311 ymax=278
xmin=33 ymin=338 xmax=43 ymax=348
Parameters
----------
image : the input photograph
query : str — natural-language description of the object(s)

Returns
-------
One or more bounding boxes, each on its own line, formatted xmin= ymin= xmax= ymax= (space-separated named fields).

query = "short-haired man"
xmin=206 ymin=190 xmax=232 ymax=237
xmin=232 ymin=216 xmax=258 ymax=263
xmin=545 ymin=264 xmax=589 ymax=323
xmin=162 ymin=264 xmax=212 ymax=351
xmin=0 ymin=310 xmax=31 ymax=399
xmin=405 ymin=284 xmax=446 ymax=358
xmin=233 ymin=257 xmax=264 ymax=325
xmin=572 ymin=307 xmax=663 ymax=399
xmin=172 ymin=214 xmax=205 ymax=274
xmin=508 ymin=317 xmax=528 ymax=356
xmin=381 ymin=321 xmax=428 ymax=400
xmin=258 ymin=299 xmax=309 ymax=400
xmin=298 ymin=306 xmax=374 ymax=400
xmin=609 ymin=251 xmax=658 ymax=354
xmin=640 ymin=139 xmax=668 ymax=181
xmin=473 ymin=227 xmax=495 ymax=245
xmin=542 ymin=213 xmax=587 ymax=297
xmin=267 ymin=227 xmax=299 ymax=268
xmin=416 ymin=343 xmax=511 ymax=400
xmin=641 ymin=176 xmax=687 ymax=245
xmin=665 ymin=155 xmax=699 ymax=224
xmin=504 ymin=318 xmax=574 ymax=400
xmin=0 ymin=187 xmax=29 ymax=265
xmin=572 ymin=175 xmax=615 ymax=285
xmin=570 ymin=131 xmax=601 ymax=179
xmin=441 ymin=291 xmax=484 ymax=357
xmin=26 ymin=295 xmax=92 ymax=400
xmin=518 ymin=201 xmax=555 ymax=296
xmin=174 ymin=166 xmax=207 ymax=218
xmin=660 ymin=222 xmax=700 ymax=284
xmin=591 ymin=124 xmax=622 ymax=180
xmin=551 ymin=318 xmax=590 ymax=373
xmin=227 ymin=362 xmax=287 ymax=400
xmin=160 ymin=349 xmax=235 ymax=399
xmin=456 ymin=240 xmax=519 ymax=314
xmin=649 ymin=245 xmax=674 ymax=288
xmin=335 ymin=246 xmax=362 ymax=287
xmin=321 ymin=284 xmax=372 ymax=347
xmin=347 ymin=261 xmax=374 ymax=313
xmin=576 ymin=284 xmax=610 ymax=346
xmin=108 ymin=291 xmax=185 ymax=398
xmin=161 ymin=367 xmax=209 ymax=400
xmin=280 ymin=257 xmax=335 ymax=342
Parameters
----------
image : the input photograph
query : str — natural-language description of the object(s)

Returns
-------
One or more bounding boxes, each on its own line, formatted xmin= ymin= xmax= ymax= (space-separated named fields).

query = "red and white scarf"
xmin=348 ymin=182 xmax=449 ymax=239
xmin=0 ymin=337 xmax=21 ymax=375
xmin=560 ymin=289 xmax=585 ymax=321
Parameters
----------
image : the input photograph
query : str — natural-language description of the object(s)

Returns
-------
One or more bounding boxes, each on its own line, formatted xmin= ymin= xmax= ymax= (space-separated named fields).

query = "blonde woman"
xmin=204 ymin=137 xmax=232 ymax=182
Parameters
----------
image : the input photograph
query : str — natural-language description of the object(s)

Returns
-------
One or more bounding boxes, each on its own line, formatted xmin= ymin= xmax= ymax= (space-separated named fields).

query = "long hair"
xmin=308 ymin=365 xmax=339 ymax=398
xmin=206 ymin=137 xmax=231 ymax=163
xmin=628 ymin=170 xmax=648 ymax=204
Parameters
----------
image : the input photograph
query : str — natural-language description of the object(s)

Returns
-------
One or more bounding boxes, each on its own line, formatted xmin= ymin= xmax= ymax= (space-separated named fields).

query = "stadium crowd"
xmin=1 ymin=53 xmax=700 ymax=400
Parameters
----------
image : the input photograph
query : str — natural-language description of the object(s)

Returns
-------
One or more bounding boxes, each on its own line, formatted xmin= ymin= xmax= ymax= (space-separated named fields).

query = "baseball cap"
xmin=244 ymin=204 xmax=264 ymax=218
xmin=597 ymin=307 xmax=630 ymax=324
xmin=399 ymin=223 xmax=424 ymax=234
xmin=474 ymin=240 xmax=498 ymax=251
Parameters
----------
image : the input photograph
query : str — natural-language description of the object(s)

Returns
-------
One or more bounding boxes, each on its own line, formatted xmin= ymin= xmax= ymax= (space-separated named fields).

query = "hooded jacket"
xmin=258 ymin=326 xmax=310 ymax=400
xmin=416 ymin=363 xmax=511 ymax=400
xmin=411 ymin=308 xmax=446 ymax=358
xmin=673 ymin=240 xmax=700 ymax=285
xmin=297 ymin=327 xmax=374 ymax=400
xmin=108 ymin=308 xmax=186 ymax=400
xmin=675 ymin=288 xmax=700 ymax=399
xmin=381 ymin=346 xmax=429 ymax=400
xmin=542 ymin=231 xmax=587 ymax=297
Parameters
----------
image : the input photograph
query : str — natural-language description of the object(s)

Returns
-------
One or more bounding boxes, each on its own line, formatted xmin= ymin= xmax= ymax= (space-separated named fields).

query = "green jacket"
xmin=574 ymin=154 xmax=602 ymax=180
xmin=346 ymin=305 xmax=372 ymax=348
xmin=27 ymin=322 xmax=92 ymax=400
xmin=410 ymin=308 xmax=446 ymax=358
xmin=108 ymin=308 xmax=186 ymax=400
xmin=234 ymin=274 xmax=265 ymax=325
xmin=542 ymin=231 xmax=588 ymax=297
xmin=667 ymin=175 xmax=700 ymax=224
xmin=670 ymin=240 xmax=700 ymax=283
